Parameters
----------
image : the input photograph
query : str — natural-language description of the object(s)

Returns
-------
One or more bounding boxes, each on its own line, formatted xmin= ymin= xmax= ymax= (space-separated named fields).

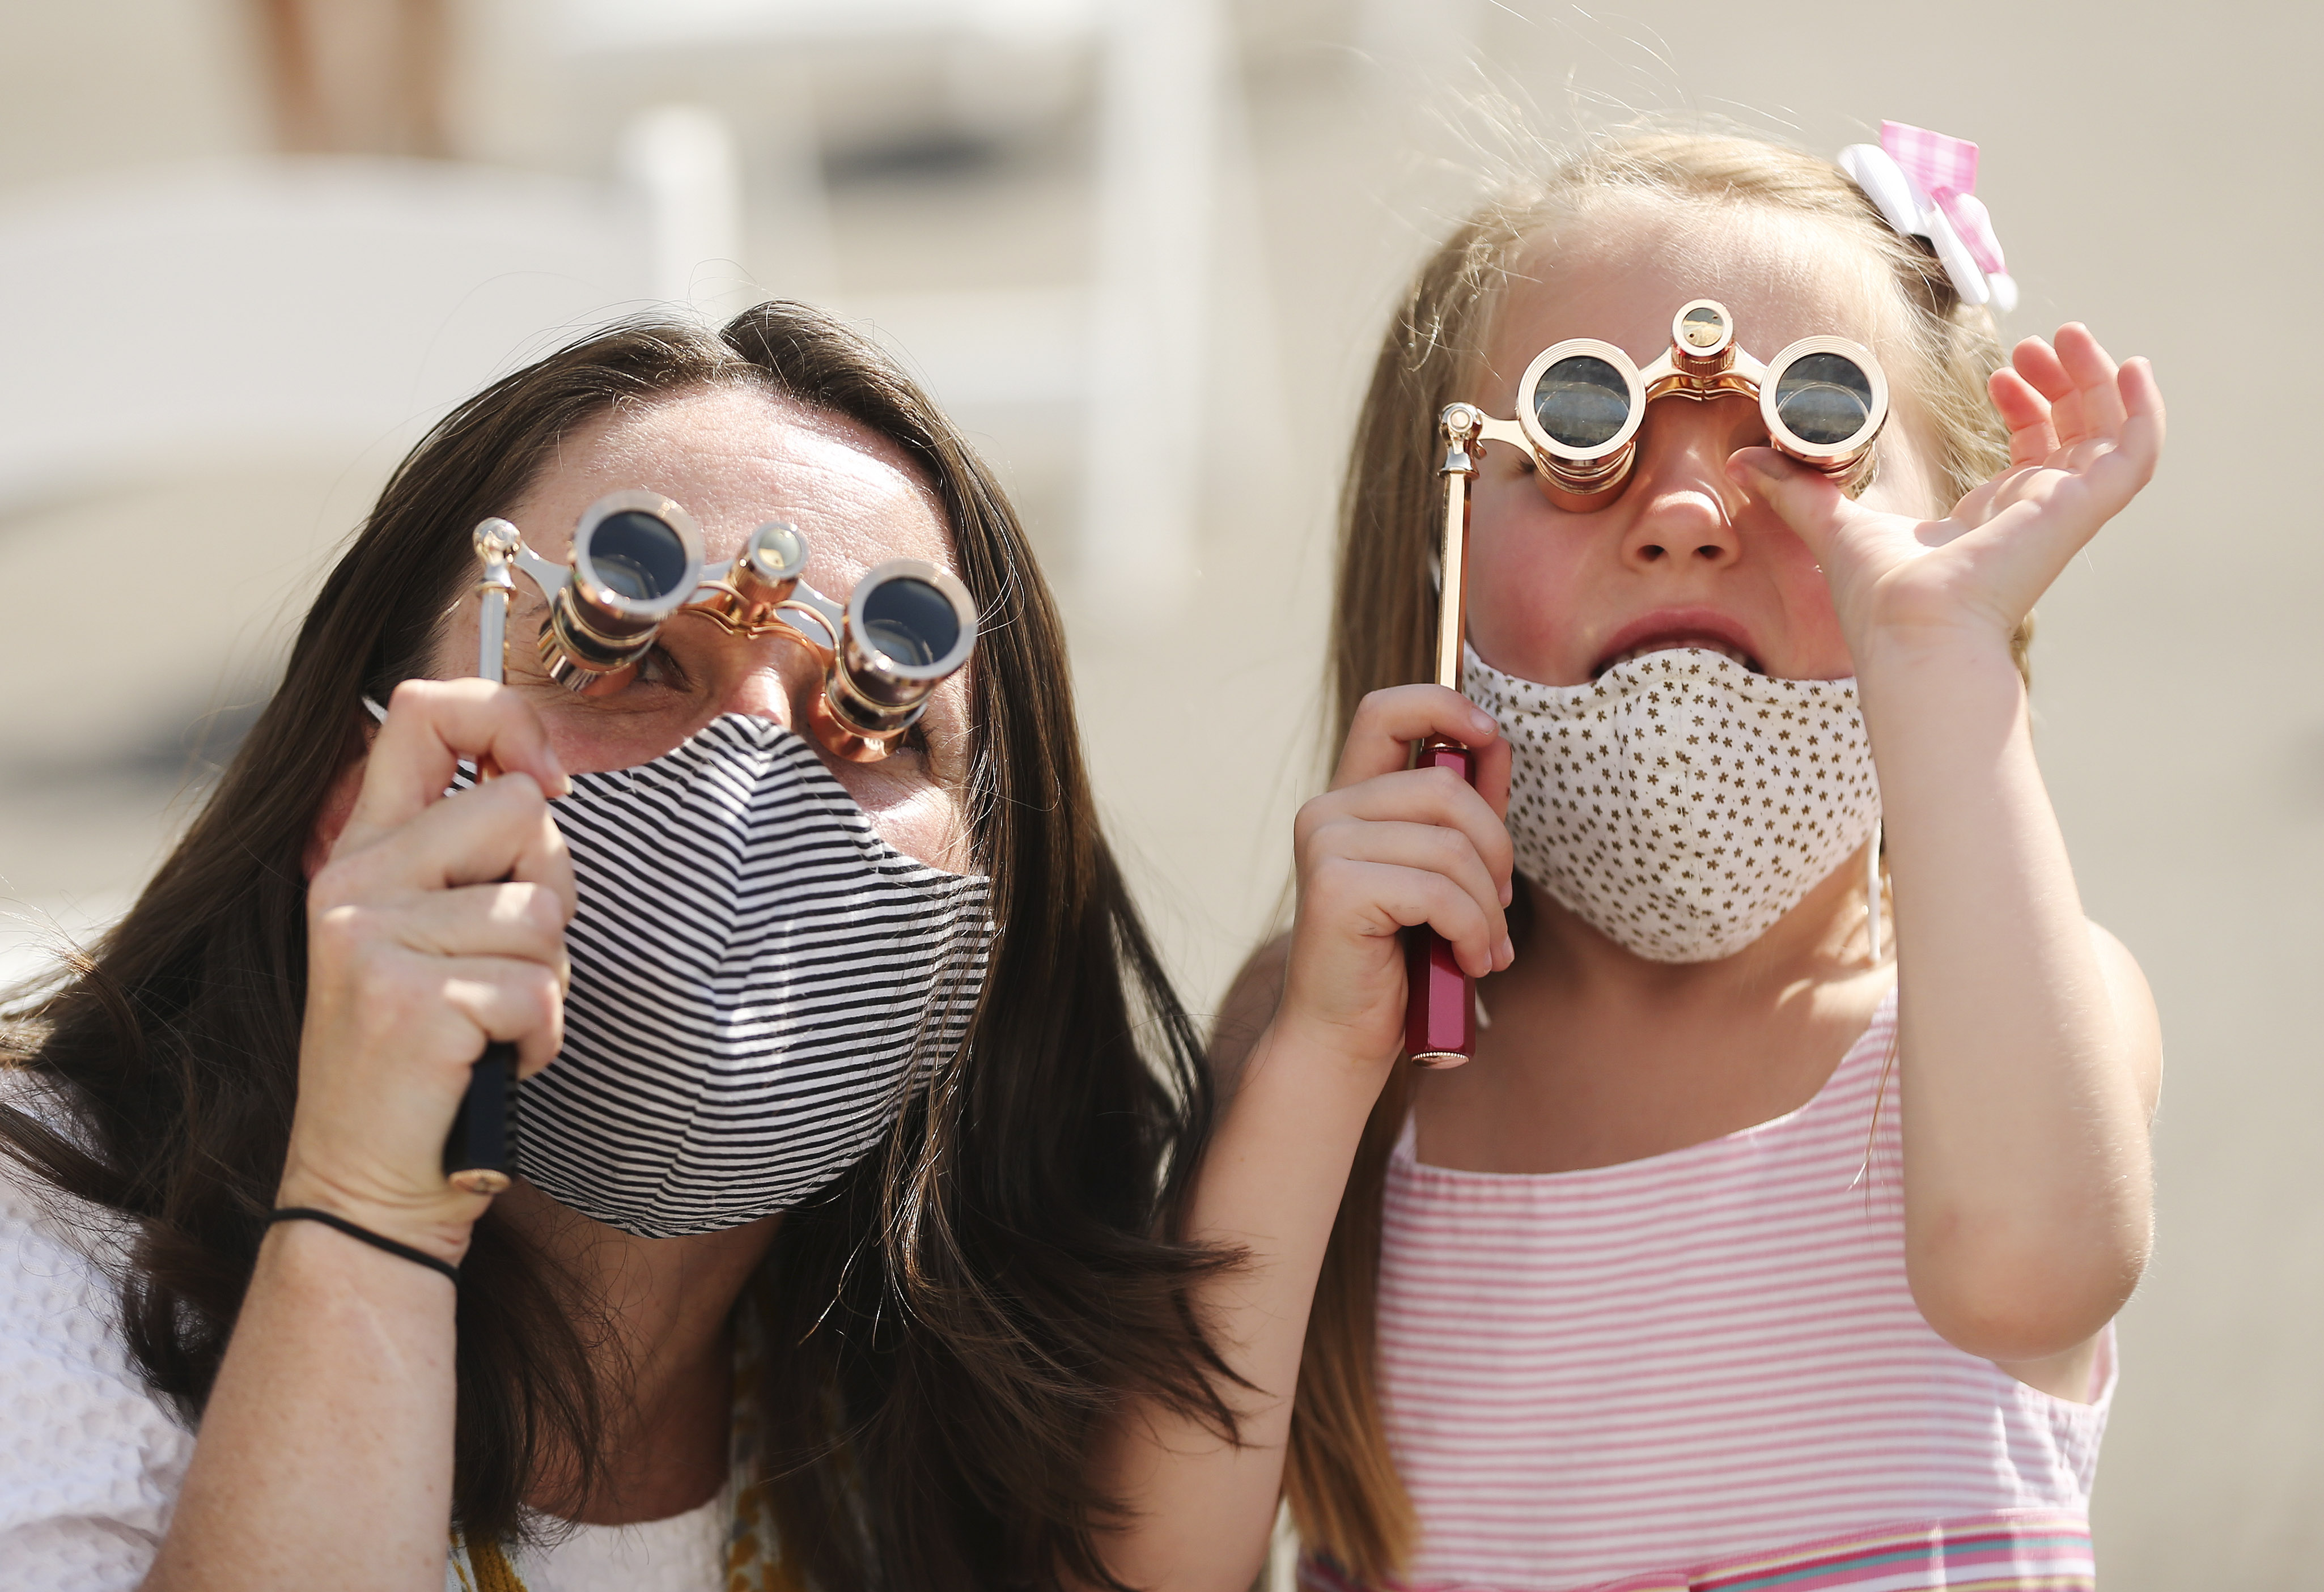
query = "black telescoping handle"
xmin=447 ymin=527 xmax=525 ymax=1195
xmin=443 ymin=1043 xmax=516 ymax=1190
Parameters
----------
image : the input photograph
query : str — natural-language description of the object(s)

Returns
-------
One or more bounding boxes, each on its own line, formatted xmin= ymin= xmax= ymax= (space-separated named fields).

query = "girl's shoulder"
xmin=0 ymin=1071 xmax=195 ymax=1589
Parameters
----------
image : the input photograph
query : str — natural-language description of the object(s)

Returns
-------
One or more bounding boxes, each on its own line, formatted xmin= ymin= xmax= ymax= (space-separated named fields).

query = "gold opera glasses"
xmin=1404 ymin=300 xmax=1889 ymax=1067
xmin=476 ymin=489 xmax=979 ymax=762
xmin=441 ymin=492 xmax=980 ymax=1192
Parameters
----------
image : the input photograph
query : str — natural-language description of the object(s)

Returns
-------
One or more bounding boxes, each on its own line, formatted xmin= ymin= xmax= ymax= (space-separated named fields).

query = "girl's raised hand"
xmin=1276 ymin=685 xmax=1515 ymax=1075
xmin=278 ymin=678 xmax=575 ymax=1265
xmin=1731 ymin=324 xmax=2164 ymax=664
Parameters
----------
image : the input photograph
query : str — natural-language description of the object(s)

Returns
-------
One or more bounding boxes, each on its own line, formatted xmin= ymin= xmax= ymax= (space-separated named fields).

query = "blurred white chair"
xmin=0 ymin=156 xmax=653 ymax=516
xmin=556 ymin=0 xmax=1230 ymax=610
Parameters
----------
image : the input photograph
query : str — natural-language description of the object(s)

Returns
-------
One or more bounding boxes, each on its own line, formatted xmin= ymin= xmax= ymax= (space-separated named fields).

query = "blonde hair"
xmin=1288 ymin=128 xmax=2018 ymax=1581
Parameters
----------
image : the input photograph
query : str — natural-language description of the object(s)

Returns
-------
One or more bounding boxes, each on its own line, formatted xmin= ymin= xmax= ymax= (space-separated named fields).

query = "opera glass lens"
xmin=859 ymin=576 xmax=960 ymax=669
xmin=542 ymin=492 xmax=707 ymax=694
xmin=1532 ymin=354 xmax=1633 ymax=449
xmin=581 ymin=510 xmax=693 ymax=604
xmin=1771 ymin=353 xmax=1877 ymax=446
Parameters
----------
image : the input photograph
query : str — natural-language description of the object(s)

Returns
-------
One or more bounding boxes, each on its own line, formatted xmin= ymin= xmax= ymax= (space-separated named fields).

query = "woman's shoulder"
xmin=0 ymin=1072 xmax=195 ymax=1587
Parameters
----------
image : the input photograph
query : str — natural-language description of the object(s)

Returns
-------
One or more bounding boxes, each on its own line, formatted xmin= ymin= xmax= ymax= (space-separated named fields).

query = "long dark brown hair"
xmin=1292 ymin=129 xmax=2016 ymax=1580
xmin=0 ymin=303 xmax=1233 ymax=1589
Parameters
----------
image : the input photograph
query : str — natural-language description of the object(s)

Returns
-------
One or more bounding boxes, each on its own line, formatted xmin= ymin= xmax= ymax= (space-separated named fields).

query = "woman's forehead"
xmin=511 ymin=384 xmax=952 ymax=587
xmin=1486 ymin=196 xmax=1904 ymax=388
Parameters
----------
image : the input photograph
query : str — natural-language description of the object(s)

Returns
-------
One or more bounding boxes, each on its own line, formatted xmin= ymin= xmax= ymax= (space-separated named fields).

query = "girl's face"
xmin=1466 ymin=197 xmax=1946 ymax=686
xmin=425 ymin=383 xmax=973 ymax=872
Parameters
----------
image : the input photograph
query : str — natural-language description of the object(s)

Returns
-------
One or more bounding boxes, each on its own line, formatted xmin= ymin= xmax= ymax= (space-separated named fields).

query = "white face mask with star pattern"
xmin=1462 ymin=645 xmax=1882 ymax=963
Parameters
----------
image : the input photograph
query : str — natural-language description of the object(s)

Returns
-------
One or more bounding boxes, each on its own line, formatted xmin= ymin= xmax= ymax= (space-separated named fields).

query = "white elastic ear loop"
xmin=1865 ymin=817 xmax=1885 ymax=962
xmin=361 ymin=695 xmax=389 ymax=725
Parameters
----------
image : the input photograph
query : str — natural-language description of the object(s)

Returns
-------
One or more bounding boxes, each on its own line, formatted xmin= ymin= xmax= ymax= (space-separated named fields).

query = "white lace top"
xmin=0 ymin=1145 xmax=726 ymax=1592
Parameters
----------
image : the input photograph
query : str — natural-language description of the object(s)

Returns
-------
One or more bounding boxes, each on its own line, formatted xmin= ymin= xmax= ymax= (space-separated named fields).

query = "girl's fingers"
xmin=1469 ymin=730 xmax=1513 ymax=823
xmin=1988 ymin=368 xmax=2060 ymax=468
xmin=1301 ymin=856 xmax=1499 ymax=979
xmin=2009 ymin=335 xmax=2074 ymax=400
xmin=1299 ymin=767 xmax=1513 ymax=903
xmin=1306 ymin=817 xmax=1509 ymax=957
xmin=1724 ymin=448 xmax=1863 ymax=561
xmin=2051 ymin=323 xmax=2127 ymax=435
xmin=1334 ymin=685 xmax=1500 ymax=788
xmin=344 ymin=678 xmax=570 ymax=846
xmin=2114 ymin=357 xmax=2167 ymax=474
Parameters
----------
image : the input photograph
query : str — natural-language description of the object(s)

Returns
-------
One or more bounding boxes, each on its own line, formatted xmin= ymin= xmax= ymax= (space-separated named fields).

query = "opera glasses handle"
xmin=446 ymin=517 xmax=524 ymax=1196
xmin=1403 ymin=740 xmax=1480 ymax=1069
xmin=444 ymin=1042 xmax=516 ymax=1192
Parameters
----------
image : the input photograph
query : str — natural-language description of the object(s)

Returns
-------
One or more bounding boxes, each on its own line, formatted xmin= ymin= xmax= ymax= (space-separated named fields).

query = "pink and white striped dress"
xmin=1320 ymin=987 xmax=2113 ymax=1592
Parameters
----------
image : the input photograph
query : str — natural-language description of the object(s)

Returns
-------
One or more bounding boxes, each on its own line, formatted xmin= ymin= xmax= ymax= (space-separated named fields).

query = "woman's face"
xmin=1464 ymin=196 xmax=1948 ymax=686
xmin=426 ymin=383 xmax=973 ymax=872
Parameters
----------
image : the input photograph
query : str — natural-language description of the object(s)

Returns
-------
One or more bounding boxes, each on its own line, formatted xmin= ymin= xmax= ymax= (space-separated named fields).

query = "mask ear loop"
xmin=1865 ymin=817 xmax=1885 ymax=962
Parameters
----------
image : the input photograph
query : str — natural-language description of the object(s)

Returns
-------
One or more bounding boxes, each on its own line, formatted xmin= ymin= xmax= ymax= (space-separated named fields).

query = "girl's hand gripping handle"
xmin=1408 ymin=405 xmax=1487 ymax=1067
xmin=444 ymin=520 xmax=526 ymax=1195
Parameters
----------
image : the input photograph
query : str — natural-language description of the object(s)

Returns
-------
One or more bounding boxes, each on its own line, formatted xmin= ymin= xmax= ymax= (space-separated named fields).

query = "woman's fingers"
xmin=337 ymin=771 xmax=574 ymax=905
xmin=340 ymin=678 xmax=570 ymax=851
xmin=393 ymin=881 xmax=572 ymax=975
xmin=1333 ymin=685 xmax=1500 ymax=789
xmin=435 ymin=956 xmax=569 ymax=1076
xmin=1299 ymin=765 xmax=1513 ymax=905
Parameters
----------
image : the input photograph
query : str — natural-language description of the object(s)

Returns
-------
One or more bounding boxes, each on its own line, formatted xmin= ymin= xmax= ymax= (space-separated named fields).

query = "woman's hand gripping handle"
xmin=283 ymin=678 xmax=573 ymax=1265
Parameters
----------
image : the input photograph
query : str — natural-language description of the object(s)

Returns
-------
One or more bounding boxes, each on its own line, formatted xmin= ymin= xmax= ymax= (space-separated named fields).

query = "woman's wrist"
xmin=257 ymin=1205 xmax=472 ymax=1296
xmin=275 ymin=1156 xmax=484 ymax=1268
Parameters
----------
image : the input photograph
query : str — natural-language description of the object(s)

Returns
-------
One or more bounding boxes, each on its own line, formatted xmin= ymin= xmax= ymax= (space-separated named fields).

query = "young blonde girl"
xmin=1096 ymin=130 xmax=2164 ymax=1591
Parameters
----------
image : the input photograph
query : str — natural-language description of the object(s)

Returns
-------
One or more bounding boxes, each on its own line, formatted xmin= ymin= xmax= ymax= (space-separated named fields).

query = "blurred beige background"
xmin=0 ymin=0 xmax=2315 ymax=1583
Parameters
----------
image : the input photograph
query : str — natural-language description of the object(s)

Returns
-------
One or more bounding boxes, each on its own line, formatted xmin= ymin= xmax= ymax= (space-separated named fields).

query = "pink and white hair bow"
xmin=1838 ymin=121 xmax=2018 ymax=313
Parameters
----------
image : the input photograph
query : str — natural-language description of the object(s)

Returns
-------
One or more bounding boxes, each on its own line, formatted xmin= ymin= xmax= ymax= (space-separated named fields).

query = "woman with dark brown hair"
xmin=0 ymin=302 xmax=1228 ymax=1590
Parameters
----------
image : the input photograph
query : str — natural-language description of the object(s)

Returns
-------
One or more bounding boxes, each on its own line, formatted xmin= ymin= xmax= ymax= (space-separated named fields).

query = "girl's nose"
xmin=1608 ymin=402 xmax=1748 ymax=572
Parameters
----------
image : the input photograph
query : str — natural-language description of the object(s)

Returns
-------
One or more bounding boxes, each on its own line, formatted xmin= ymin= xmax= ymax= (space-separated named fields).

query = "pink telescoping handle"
xmin=1405 ymin=406 xmax=1486 ymax=1069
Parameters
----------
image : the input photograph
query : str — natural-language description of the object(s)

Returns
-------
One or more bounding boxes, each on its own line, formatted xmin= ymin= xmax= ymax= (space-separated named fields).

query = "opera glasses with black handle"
xmin=487 ymin=489 xmax=978 ymax=762
xmin=440 ymin=495 xmax=981 ymax=1193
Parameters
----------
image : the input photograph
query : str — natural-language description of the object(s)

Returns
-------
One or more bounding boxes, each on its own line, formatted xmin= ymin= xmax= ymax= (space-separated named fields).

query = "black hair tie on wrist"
xmin=266 ymin=1207 xmax=461 ymax=1286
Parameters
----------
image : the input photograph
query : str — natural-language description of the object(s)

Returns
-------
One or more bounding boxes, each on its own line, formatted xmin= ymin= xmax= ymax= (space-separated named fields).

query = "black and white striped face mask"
xmin=468 ymin=713 xmax=991 ymax=1238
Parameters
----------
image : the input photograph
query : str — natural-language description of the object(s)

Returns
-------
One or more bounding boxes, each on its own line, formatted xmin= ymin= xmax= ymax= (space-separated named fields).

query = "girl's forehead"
xmin=1485 ymin=197 xmax=1903 ymax=393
